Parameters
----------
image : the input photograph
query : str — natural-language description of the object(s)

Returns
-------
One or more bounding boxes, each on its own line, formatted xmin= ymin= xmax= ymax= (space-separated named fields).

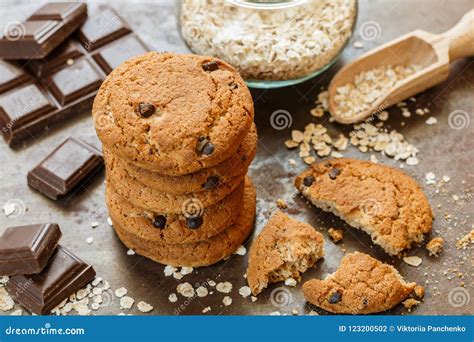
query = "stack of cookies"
xmin=92 ymin=52 xmax=256 ymax=267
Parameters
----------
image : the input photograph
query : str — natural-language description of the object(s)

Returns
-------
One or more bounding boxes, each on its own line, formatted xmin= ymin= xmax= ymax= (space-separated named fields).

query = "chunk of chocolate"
xmin=202 ymin=176 xmax=220 ymax=190
xmin=201 ymin=142 xmax=215 ymax=156
xmin=0 ymin=223 xmax=61 ymax=276
xmin=5 ymin=245 xmax=96 ymax=315
xmin=202 ymin=61 xmax=219 ymax=72
xmin=0 ymin=8 xmax=148 ymax=147
xmin=329 ymin=168 xmax=341 ymax=180
xmin=303 ymin=175 xmax=315 ymax=187
xmin=27 ymin=137 xmax=104 ymax=200
xmin=186 ymin=216 xmax=203 ymax=229
xmin=153 ymin=215 xmax=167 ymax=229
xmin=0 ymin=3 xmax=87 ymax=59
xmin=137 ymin=103 xmax=156 ymax=118
xmin=328 ymin=290 xmax=342 ymax=304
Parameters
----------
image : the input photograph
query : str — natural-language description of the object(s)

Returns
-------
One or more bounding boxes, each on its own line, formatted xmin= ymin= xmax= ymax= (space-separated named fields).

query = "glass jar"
xmin=179 ymin=0 xmax=358 ymax=88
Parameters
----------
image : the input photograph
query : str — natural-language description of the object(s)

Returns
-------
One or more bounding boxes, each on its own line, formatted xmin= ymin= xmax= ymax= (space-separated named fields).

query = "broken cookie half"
xmin=247 ymin=211 xmax=324 ymax=296
xmin=303 ymin=252 xmax=416 ymax=314
xmin=295 ymin=158 xmax=433 ymax=255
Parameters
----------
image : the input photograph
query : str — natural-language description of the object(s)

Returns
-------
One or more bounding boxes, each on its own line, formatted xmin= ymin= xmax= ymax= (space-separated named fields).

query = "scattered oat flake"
xmin=168 ymin=293 xmax=178 ymax=303
xmin=425 ymin=117 xmax=437 ymax=125
xmin=0 ymin=288 xmax=14 ymax=311
xmin=406 ymin=156 xmax=419 ymax=166
xmin=180 ymin=267 xmax=193 ymax=275
xmin=196 ymin=286 xmax=209 ymax=297
xmin=403 ymin=256 xmax=422 ymax=267
xmin=222 ymin=296 xmax=232 ymax=306
xmin=239 ymin=286 xmax=251 ymax=298
xmin=10 ymin=309 xmax=22 ymax=316
xmin=235 ymin=245 xmax=247 ymax=256
xmin=177 ymin=282 xmax=195 ymax=298
xmin=270 ymin=311 xmax=281 ymax=316
xmin=442 ymin=175 xmax=451 ymax=183
xmin=137 ymin=301 xmax=153 ymax=313
xmin=284 ymin=278 xmax=297 ymax=287
xmin=251 ymin=296 xmax=258 ymax=302
xmin=86 ymin=237 xmax=94 ymax=244
xmin=353 ymin=41 xmax=364 ymax=48
xmin=216 ymin=282 xmax=233 ymax=293
xmin=107 ymin=217 xmax=113 ymax=226
xmin=90 ymin=221 xmax=99 ymax=228
xmin=208 ymin=280 xmax=216 ymax=287
xmin=173 ymin=272 xmax=183 ymax=280
xmin=202 ymin=306 xmax=211 ymax=313
xmin=115 ymin=287 xmax=128 ymax=298
xmin=127 ymin=249 xmax=135 ymax=256
xmin=164 ymin=265 xmax=177 ymax=277
xmin=120 ymin=296 xmax=134 ymax=309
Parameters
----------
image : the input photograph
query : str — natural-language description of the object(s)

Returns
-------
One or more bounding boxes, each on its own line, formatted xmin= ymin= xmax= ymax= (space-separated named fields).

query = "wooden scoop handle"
xmin=441 ymin=9 xmax=474 ymax=61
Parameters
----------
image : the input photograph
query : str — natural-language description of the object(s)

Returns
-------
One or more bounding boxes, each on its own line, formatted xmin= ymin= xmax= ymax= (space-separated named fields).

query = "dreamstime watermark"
xmin=448 ymin=287 xmax=470 ymax=308
xmin=448 ymin=110 xmax=470 ymax=130
xmin=181 ymin=198 xmax=204 ymax=218
xmin=359 ymin=20 xmax=381 ymax=41
xmin=360 ymin=198 xmax=382 ymax=216
xmin=3 ymin=21 xmax=25 ymax=41
xmin=4 ymin=323 xmax=85 ymax=336
xmin=270 ymin=287 xmax=293 ymax=308
xmin=270 ymin=109 xmax=292 ymax=130
xmin=94 ymin=112 xmax=115 ymax=130
xmin=2 ymin=198 xmax=26 ymax=218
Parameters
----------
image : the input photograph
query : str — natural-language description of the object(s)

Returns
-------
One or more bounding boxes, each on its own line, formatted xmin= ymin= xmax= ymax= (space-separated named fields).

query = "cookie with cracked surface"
xmin=247 ymin=211 xmax=324 ymax=295
xmin=107 ymin=123 xmax=257 ymax=195
xmin=105 ymin=178 xmax=244 ymax=244
xmin=295 ymin=158 xmax=432 ymax=255
xmin=92 ymin=52 xmax=254 ymax=175
xmin=110 ymin=177 xmax=256 ymax=267
xmin=303 ymin=252 xmax=416 ymax=314
xmin=105 ymin=155 xmax=245 ymax=213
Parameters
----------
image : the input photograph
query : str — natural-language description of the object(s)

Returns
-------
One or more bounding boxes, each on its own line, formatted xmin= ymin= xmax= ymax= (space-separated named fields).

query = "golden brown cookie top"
xmin=92 ymin=52 xmax=254 ymax=175
xmin=295 ymin=158 xmax=433 ymax=255
xmin=303 ymin=252 xmax=416 ymax=314
xmin=247 ymin=211 xmax=324 ymax=295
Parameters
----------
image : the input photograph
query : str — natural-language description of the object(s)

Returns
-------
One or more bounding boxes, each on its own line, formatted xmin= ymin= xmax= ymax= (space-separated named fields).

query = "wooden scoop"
xmin=328 ymin=10 xmax=474 ymax=124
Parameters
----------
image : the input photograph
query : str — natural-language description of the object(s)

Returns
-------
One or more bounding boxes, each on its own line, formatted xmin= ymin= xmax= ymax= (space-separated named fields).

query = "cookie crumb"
xmin=414 ymin=285 xmax=425 ymax=299
xmin=402 ymin=298 xmax=420 ymax=311
xmin=0 ymin=288 xmax=14 ymax=311
xmin=456 ymin=230 xmax=474 ymax=250
xmin=328 ymin=228 xmax=344 ymax=243
xmin=284 ymin=278 xmax=297 ymax=287
xmin=168 ymin=293 xmax=178 ymax=303
xmin=426 ymin=237 xmax=444 ymax=256
xmin=276 ymin=198 xmax=288 ymax=209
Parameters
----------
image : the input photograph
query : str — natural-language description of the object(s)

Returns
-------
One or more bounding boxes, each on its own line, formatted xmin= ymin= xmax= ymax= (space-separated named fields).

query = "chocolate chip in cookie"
xmin=303 ymin=175 xmax=315 ymax=187
xmin=328 ymin=290 xmax=342 ymax=304
xmin=202 ymin=176 xmax=220 ymax=190
xmin=153 ymin=215 xmax=167 ymax=229
xmin=328 ymin=167 xmax=341 ymax=180
xmin=202 ymin=61 xmax=219 ymax=71
xmin=138 ymin=102 xmax=156 ymax=117
xmin=186 ymin=216 xmax=203 ymax=229
xmin=202 ymin=142 xmax=215 ymax=156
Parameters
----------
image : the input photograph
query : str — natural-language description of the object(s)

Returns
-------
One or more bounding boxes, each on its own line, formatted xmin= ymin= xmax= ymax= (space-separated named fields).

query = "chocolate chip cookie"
xmin=295 ymin=158 xmax=433 ymax=255
xmin=105 ymin=178 xmax=244 ymax=244
xmin=110 ymin=177 xmax=256 ymax=267
xmin=106 ymin=123 xmax=257 ymax=195
xmin=92 ymin=52 xmax=254 ymax=175
xmin=303 ymin=252 xmax=416 ymax=314
xmin=247 ymin=211 xmax=324 ymax=295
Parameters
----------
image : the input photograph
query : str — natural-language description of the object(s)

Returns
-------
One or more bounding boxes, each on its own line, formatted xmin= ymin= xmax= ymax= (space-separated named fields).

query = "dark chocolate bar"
xmin=6 ymin=245 xmax=96 ymax=315
xmin=0 ymin=223 xmax=61 ymax=276
xmin=0 ymin=8 xmax=148 ymax=147
xmin=0 ymin=3 xmax=87 ymax=59
xmin=27 ymin=137 xmax=104 ymax=200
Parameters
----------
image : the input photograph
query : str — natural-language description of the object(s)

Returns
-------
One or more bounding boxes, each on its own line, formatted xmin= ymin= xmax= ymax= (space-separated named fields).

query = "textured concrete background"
xmin=0 ymin=0 xmax=472 ymax=315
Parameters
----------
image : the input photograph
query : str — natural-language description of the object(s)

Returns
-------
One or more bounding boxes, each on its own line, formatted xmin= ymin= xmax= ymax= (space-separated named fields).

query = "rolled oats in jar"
xmin=180 ymin=0 xmax=357 ymax=88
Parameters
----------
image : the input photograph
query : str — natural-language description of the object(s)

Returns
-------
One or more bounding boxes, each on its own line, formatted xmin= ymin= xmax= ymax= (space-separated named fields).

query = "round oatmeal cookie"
xmin=295 ymin=158 xmax=433 ymax=255
xmin=110 ymin=177 xmax=256 ymax=267
xmin=105 ymin=156 xmax=245 ymax=213
xmin=105 ymin=124 xmax=257 ymax=195
xmin=105 ymin=180 xmax=244 ymax=244
xmin=303 ymin=252 xmax=416 ymax=314
xmin=92 ymin=52 xmax=254 ymax=175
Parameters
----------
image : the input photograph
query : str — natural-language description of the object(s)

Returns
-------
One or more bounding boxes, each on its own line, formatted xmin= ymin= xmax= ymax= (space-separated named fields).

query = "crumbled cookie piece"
xmin=414 ymin=285 xmax=425 ymax=299
xmin=295 ymin=159 xmax=432 ymax=255
xmin=276 ymin=198 xmax=288 ymax=209
xmin=247 ymin=211 xmax=324 ymax=295
xmin=303 ymin=252 xmax=416 ymax=314
xmin=426 ymin=237 xmax=444 ymax=256
xmin=402 ymin=298 xmax=420 ymax=311
xmin=328 ymin=228 xmax=344 ymax=243
xmin=456 ymin=230 xmax=474 ymax=250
